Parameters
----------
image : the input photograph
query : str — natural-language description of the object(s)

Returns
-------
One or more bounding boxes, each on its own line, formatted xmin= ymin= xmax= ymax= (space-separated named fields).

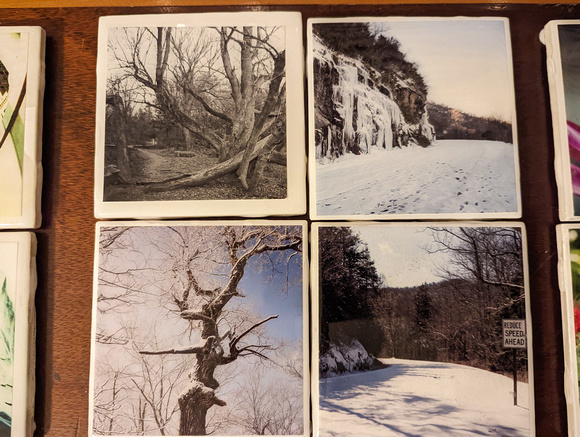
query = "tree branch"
xmin=230 ymin=315 xmax=278 ymax=352
xmin=140 ymin=345 xmax=204 ymax=355
xmin=183 ymin=87 xmax=233 ymax=125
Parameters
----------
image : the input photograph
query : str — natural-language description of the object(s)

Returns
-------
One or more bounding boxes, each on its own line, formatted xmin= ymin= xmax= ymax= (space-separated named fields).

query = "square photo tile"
xmin=308 ymin=17 xmax=521 ymax=220
xmin=556 ymin=224 xmax=580 ymax=435
xmin=544 ymin=21 xmax=580 ymax=221
xmin=311 ymin=222 xmax=534 ymax=436
xmin=95 ymin=13 xmax=306 ymax=219
xmin=0 ymin=232 xmax=37 ymax=436
xmin=0 ymin=27 xmax=45 ymax=229
xmin=90 ymin=221 xmax=309 ymax=436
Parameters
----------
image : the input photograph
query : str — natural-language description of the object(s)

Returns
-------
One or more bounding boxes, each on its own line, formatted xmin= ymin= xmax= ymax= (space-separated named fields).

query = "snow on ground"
xmin=315 ymin=140 xmax=518 ymax=216
xmin=319 ymin=358 xmax=530 ymax=437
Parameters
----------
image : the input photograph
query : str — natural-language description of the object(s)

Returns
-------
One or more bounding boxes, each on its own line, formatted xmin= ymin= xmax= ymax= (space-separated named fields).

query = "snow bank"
xmin=320 ymin=339 xmax=378 ymax=378
xmin=318 ymin=358 xmax=530 ymax=436
xmin=316 ymin=139 xmax=519 ymax=216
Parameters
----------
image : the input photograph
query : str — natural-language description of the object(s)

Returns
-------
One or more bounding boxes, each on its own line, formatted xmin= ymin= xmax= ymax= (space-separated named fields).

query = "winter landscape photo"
xmin=0 ymin=31 xmax=28 ymax=219
xmin=310 ymin=18 xmax=519 ymax=218
xmin=92 ymin=223 xmax=306 ymax=436
xmin=102 ymin=21 xmax=290 ymax=203
xmin=315 ymin=224 xmax=531 ymax=436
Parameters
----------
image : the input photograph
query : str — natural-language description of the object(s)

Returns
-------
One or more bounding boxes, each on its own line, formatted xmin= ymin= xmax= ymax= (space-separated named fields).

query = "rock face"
xmin=313 ymin=36 xmax=435 ymax=161
xmin=320 ymin=339 xmax=381 ymax=378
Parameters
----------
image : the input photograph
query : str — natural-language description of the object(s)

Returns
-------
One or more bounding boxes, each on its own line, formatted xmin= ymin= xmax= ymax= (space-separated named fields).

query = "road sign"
xmin=502 ymin=319 xmax=526 ymax=349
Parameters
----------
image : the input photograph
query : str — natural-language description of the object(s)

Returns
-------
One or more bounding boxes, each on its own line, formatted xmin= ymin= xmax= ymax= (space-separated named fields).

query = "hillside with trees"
xmin=318 ymin=226 xmax=527 ymax=378
xmin=427 ymin=102 xmax=513 ymax=143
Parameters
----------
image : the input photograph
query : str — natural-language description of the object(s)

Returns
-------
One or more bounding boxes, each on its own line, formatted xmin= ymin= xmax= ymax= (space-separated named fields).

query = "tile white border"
xmin=307 ymin=17 xmax=521 ymax=221
xmin=0 ymin=232 xmax=37 ymax=436
xmin=94 ymin=13 xmax=306 ymax=219
xmin=0 ymin=27 xmax=45 ymax=229
xmin=544 ymin=20 xmax=580 ymax=221
xmin=310 ymin=221 xmax=534 ymax=436
xmin=556 ymin=224 xmax=580 ymax=436
xmin=89 ymin=219 xmax=310 ymax=437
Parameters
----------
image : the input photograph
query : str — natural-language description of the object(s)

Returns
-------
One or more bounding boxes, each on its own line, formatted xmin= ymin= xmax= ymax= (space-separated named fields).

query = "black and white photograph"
xmin=311 ymin=222 xmax=534 ymax=436
xmin=89 ymin=221 xmax=308 ymax=436
xmin=0 ymin=232 xmax=36 ymax=436
xmin=0 ymin=27 xmax=44 ymax=229
xmin=308 ymin=17 xmax=521 ymax=220
xmin=94 ymin=13 xmax=305 ymax=219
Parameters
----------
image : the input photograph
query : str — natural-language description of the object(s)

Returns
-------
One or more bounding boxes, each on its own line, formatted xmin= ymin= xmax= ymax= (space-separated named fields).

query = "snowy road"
xmin=315 ymin=140 xmax=518 ymax=217
xmin=318 ymin=358 xmax=530 ymax=437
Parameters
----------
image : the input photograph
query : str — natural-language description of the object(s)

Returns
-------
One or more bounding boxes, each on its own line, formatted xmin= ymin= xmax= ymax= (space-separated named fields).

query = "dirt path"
xmin=134 ymin=148 xmax=191 ymax=181
xmin=104 ymin=147 xmax=286 ymax=202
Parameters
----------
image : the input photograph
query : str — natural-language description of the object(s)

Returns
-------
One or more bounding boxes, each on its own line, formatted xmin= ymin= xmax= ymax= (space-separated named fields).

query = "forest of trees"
xmin=319 ymin=226 xmax=527 ymax=376
xmin=427 ymin=102 xmax=513 ymax=143
xmin=105 ymin=25 xmax=288 ymax=199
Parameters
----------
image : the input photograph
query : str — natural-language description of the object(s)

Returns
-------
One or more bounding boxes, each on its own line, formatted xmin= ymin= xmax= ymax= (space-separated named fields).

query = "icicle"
xmin=315 ymin=36 xmax=426 ymax=159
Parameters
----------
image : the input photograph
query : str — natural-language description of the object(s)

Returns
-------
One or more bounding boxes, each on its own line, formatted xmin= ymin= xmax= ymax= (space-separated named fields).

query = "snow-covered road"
xmin=318 ymin=358 xmax=530 ymax=436
xmin=315 ymin=140 xmax=519 ymax=217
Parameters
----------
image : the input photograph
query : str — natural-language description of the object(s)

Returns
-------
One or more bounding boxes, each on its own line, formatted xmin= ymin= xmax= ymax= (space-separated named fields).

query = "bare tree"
xmin=231 ymin=367 xmax=303 ymax=435
xmin=95 ymin=225 xmax=303 ymax=435
xmin=108 ymin=25 xmax=287 ymax=194
xmin=93 ymin=324 xmax=193 ymax=435
xmin=106 ymin=77 xmax=135 ymax=182
xmin=424 ymin=227 xmax=526 ymax=369
xmin=427 ymin=227 xmax=524 ymax=293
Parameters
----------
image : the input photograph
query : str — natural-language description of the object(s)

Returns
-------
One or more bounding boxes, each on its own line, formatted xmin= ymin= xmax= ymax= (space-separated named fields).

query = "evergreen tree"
xmin=319 ymin=227 xmax=382 ymax=352
xmin=414 ymin=284 xmax=432 ymax=334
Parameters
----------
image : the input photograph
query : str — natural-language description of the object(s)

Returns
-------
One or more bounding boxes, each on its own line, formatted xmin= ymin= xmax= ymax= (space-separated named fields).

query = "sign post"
xmin=502 ymin=319 xmax=527 ymax=406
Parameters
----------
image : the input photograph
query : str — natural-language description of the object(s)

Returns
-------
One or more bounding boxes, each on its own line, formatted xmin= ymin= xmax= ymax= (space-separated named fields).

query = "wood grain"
xmin=3 ymin=0 xmax=580 ymax=7
xmin=0 ymin=4 xmax=574 ymax=436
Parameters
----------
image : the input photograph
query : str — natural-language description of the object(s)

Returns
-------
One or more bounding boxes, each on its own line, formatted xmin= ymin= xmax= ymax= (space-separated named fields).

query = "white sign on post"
xmin=502 ymin=319 xmax=527 ymax=349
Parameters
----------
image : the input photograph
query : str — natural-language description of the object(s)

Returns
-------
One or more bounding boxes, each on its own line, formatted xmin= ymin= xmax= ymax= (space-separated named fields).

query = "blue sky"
xmin=97 ymin=225 xmax=305 ymax=348
xmin=239 ymin=254 xmax=303 ymax=343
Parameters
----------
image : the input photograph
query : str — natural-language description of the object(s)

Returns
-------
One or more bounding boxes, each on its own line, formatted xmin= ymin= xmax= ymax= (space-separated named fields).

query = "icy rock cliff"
xmin=313 ymin=36 xmax=435 ymax=161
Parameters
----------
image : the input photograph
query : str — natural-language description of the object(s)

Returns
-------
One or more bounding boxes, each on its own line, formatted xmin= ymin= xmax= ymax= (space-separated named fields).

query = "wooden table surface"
xmin=0 ymin=3 xmax=575 ymax=436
